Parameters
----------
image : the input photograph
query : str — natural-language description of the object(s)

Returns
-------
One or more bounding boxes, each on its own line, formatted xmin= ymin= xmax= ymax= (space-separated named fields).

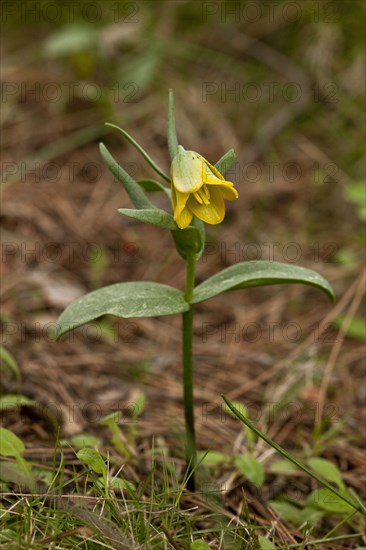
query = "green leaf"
xmin=0 ymin=394 xmax=37 ymax=411
xmin=197 ymin=450 xmax=226 ymax=466
xmin=344 ymin=181 xmax=366 ymax=221
xmin=131 ymin=394 xmax=145 ymax=419
xmin=167 ymin=89 xmax=179 ymax=160
xmin=215 ymin=148 xmax=237 ymax=176
xmin=258 ymin=535 xmax=277 ymax=550
xmin=269 ymin=459 xmax=299 ymax=473
xmin=32 ymin=467 xmax=54 ymax=486
xmin=99 ymin=142 xmax=154 ymax=209
xmin=307 ymin=458 xmax=344 ymax=490
xmin=43 ymin=24 xmax=99 ymax=57
xmin=190 ymin=541 xmax=210 ymax=550
xmin=0 ymin=461 xmax=33 ymax=487
xmin=0 ymin=428 xmax=34 ymax=488
xmin=69 ymin=434 xmax=102 ymax=448
xmin=138 ymin=179 xmax=171 ymax=196
xmin=55 ymin=282 xmax=189 ymax=339
xmin=270 ymin=501 xmax=302 ymax=524
xmin=110 ymin=477 xmax=136 ymax=492
xmin=77 ymin=448 xmax=106 ymax=475
xmin=0 ymin=427 xmax=24 ymax=458
xmin=234 ymin=454 xmax=264 ymax=487
xmin=192 ymin=261 xmax=335 ymax=304
xmin=333 ymin=314 xmax=366 ymax=341
xmin=105 ymin=123 xmax=170 ymax=183
xmin=270 ymin=501 xmax=324 ymax=527
xmin=306 ymin=488 xmax=356 ymax=514
xmin=0 ymin=347 xmax=20 ymax=382
xmin=118 ymin=208 xmax=177 ymax=230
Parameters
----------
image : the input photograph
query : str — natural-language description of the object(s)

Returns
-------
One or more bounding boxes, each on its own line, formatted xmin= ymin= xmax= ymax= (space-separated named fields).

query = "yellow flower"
xmin=170 ymin=146 xmax=239 ymax=229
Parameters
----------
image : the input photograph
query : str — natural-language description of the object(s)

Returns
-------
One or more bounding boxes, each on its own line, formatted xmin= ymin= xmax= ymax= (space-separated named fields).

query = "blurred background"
xmin=1 ymin=0 xmax=365 ymax=472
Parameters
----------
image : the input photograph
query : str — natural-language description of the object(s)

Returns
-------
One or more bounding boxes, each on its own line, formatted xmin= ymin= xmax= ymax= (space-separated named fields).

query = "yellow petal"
xmin=175 ymin=205 xmax=193 ymax=229
xmin=171 ymin=149 xmax=205 ymax=193
xmin=218 ymin=184 xmax=239 ymax=200
xmin=172 ymin=187 xmax=193 ymax=228
xmin=203 ymin=159 xmax=225 ymax=182
xmin=187 ymin=186 xmax=225 ymax=224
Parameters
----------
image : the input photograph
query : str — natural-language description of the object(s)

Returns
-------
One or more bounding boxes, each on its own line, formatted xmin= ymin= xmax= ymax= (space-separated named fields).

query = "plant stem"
xmin=182 ymin=254 xmax=197 ymax=490
xmin=184 ymin=253 xmax=196 ymax=303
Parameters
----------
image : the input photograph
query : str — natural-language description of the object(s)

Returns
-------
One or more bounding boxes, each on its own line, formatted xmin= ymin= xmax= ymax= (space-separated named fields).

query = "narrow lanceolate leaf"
xmin=99 ymin=142 xmax=154 ymax=209
xmin=191 ymin=261 xmax=335 ymax=304
xmin=214 ymin=148 xmax=237 ymax=176
xmin=105 ymin=123 xmax=170 ymax=183
xmin=222 ymin=395 xmax=365 ymax=516
xmin=138 ymin=179 xmax=171 ymax=197
xmin=118 ymin=208 xmax=177 ymax=230
xmin=167 ymin=89 xmax=179 ymax=160
xmin=55 ymin=282 xmax=189 ymax=339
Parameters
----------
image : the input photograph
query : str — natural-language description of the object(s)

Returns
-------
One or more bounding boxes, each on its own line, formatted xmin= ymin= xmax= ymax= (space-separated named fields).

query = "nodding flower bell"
xmin=170 ymin=146 xmax=239 ymax=229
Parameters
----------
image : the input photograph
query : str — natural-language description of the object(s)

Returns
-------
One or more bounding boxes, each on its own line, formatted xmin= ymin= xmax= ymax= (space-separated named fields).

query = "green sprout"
xmin=55 ymin=90 xmax=335 ymax=491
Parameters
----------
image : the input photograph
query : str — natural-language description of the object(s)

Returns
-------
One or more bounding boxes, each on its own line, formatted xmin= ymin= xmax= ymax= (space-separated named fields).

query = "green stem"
xmin=182 ymin=254 xmax=197 ymax=490
xmin=184 ymin=253 xmax=196 ymax=303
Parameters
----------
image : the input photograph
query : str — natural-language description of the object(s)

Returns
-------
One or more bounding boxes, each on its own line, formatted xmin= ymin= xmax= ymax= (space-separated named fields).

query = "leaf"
xmin=43 ymin=24 xmax=99 ymax=57
xmin=197 ymin=451 xmax=226 ymax=466
xmin=215 ymin=148 xmax=237 ymax=176
xmin=0 ymin=394 xmax=37 ymax=411
xmin=167 ymin=89 xmax=179 ymax=160
xmin=306 ymin=488 xmax=356 ymax=514
xmin=32 ymin=467 xmax=54 ymax=486
xmin=0 ymin=462 xmax=33 ymax=487
xmin=223 ymin=400 xmax=248 ymax=419
xmin=270 ymin=501 xmax=324 ymax=527
xmin=0 ymin=427 xmax=24 ymax=458
xmin=131 ymin=393 xmax=145 ymax=419
xmin=269 ymin=459 xmax=299 ymax=473
xmin=77 ymin=448 xmax=106 ymax=475
xmin=138 ymin=179 xmax=171 ymax=196
xmin=110 ymin=478 xmax=135 ymax=492
xmin=258 ymin=535 xmax=277 ymax=550
xmin=70 ymin=435 xmax=102 ymax=448
xmin=333 ymin=314 xmax=366 ymax=341
xmin=307 ymin=458 xmax=344 ymax=490
xmin=192 ymin=261 xmax=335 ymax=304
xmin=0 ymin=428 xmax=34 ymax=488
xmin=105 ymin=123 xmax=170 ymax=183
xmin=55 ymin=282 xmax=189 ymax=339
xmin=234 ymin=454 xmax=265 ymax=487
xmin=118 ymin=208 xmax=177 ymax=230
xmin=344 ymin=181 xmax=366 ymax=220
xmin=190 ymin=541 xmax=211 ymax=550
xmin=99 ymin=142 xmax=154 ymax=209
xmin=270 ymin=501 xmax=302 ymax=524
xmin=0 ymin=347 xmax=20 ymax=382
